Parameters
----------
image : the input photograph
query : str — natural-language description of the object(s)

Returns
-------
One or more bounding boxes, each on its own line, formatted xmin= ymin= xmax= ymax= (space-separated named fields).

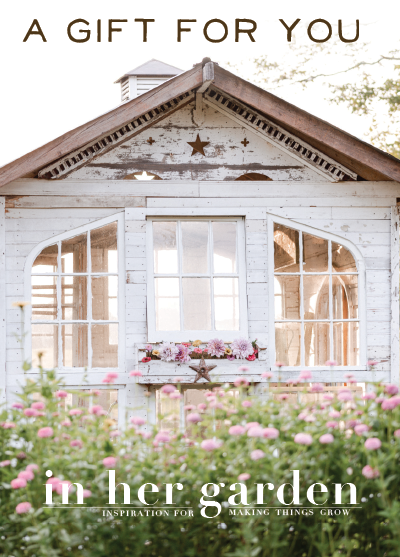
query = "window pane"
xmin=304 ymin=322 xmax=330 ymax=366
xmin=274 ymin=223 xmax=300 ymax=272
xmin=213 ymin=222 xmax=237 ymax=273
xmin=91 ymin=222 xmax=118 ymax=273
xmin=62 ymin=276 xmax=87 ymax=320
xmin=153 ymin=222 xmax=178 ymax=274
xmin=332 ymin=242 xmax=357 ymax=273
xmin=182 ymin=221 xmax=208 ymax=273
xmin=334 ymin=322 xmax=359 ymax=366
xmin=32 ymin=324 xmax=58 ymax=368
xmin=156 ymin=390 xmax=181 ymax=432
xmin=61 ymin=233 xmax=87 ymax=273
xmin=92 ymin=277 xmax=118 ymax=320
xmin=62 ymin=324 xmax=88 ymax=367
xmin=91 ymin=324 xmax=118 ymax=367
xmin=214 ymin=277 xmax=239 ymax=330
xmin=303 ymin=275 xmax=329 ymax=320
xmin=275 ymin=322 xmax=301 ymax=366
xmin=274 ymin=276 xmax=300 ymax=320
xmin=303 ymin=233 xmax=328 ymax=272
xmin=32 ymin=244 xmax=58 ymax=273
xmin=155 ymin=277 xmax=180 ymax=330
xmin=31 ymin=276 xmax=57 ymax=321
xmin=332 ymin=276 xmax=358 ymax=319
xmin=96 ymin=389 xmax=118 ymax=419
xmin=183 ymin=278 xmax=211 ymax=330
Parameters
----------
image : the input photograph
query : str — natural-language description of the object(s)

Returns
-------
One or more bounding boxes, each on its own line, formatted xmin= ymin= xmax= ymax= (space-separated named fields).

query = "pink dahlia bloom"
xmin=102 ymin=457 xmax=117 ymax=468
xmin=362 ymin=465 xmax=380 ymax=479
xmin=299 ymin=370 xmax=312 ymax=380
xmin=31 ymin=401 xmax=45 ymax=410
xmin=18 ymin=470 xmax=34 ymax=481
xmin=354 ymin=424 xmax=369 ymax=435
xmin=159 ymin=342 xmax=179 ymax=362
xmin=16 ymin=502 xmax=32 ymax=514
xmin=11 ymin=402 xmax=24 ymax=409
xmin=319 ymin=433 xmax=334 ymax=444
xmin=247 ymin=426 xmax=264 ymax=437
xmin=23 ymin=408 xmax=39 ymax=417
xmin=130 ymin=416 xmax=146 ymax=426
xmin=175 ymin=344 xmax=193 ymax=363
xmin=201 ymin=439 xmax=223 ymax=451
xmin=229 ymin=425 xmax=245 ymax=436
xmin=69 ymin=409 xmax=83 ymax=416
xmin=55 ymin=390 xmax=68 ymax=399
xmin=365 ymin=437 xmax=381 ymax=450
xmin=231 ymin=338 xmax=253 ymax=360
xmin=70 ymin=439 xmax=83 ymax=448
xmin=294 ymin=433 xmax=313 ymax=445
xmin=206 ymin=338 xmax=226 ymax=358
xmin=11 ymin=478 xmax=27 ymax=489
xmin=238 ymin=473 xmax=251 ymax=481
xmin=161 ymin=384 xmax=176 ymax=394
xmin=263 ymin=427 xmax=279 ymax=439
xmin=187 ymin=412 xmax=202 ymax=423
xmin=130 ymin=370 xmax=142 ymax=377
xmin=37 ymin=427 xmax=53 ymax=438
xmin=250 ymin=449 xmax=265 ymax=461
xmin=234 ymin=377 xmax=249 ymax=387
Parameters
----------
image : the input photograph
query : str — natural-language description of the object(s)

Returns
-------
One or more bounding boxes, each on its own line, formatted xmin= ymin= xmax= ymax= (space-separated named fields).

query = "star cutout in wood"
xmin=189 ymin=356 xmax=217 ymax=383
xmin=187 ymin=134 xmax=209 ymax=156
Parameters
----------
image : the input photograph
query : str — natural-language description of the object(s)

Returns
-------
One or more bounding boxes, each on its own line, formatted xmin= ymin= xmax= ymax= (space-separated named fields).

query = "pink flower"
xmin=247 ymin=426 xmax=264 ymax=437
xmin=246 ymin=354 xmax=256 ymax=361
xmin=83 ymin=489 xmax=92 ymax=498
xmin=242 ymin=400 xmax=253 ymax=408
xmin=319 ymin=433 xmax=334 ymax=444
xmin=46 ymin=477 xmax=61 ymax=491
xmin=141 ymin=357 xmax=151 ymax=363
xmin=187 ymin=413 xmax=202 ymax=423
xmin=364 ymin=438 xmax=381 ymax=450
xmin=193 ymin=347 xmax=203 ymax=354
xmin=299 ymin=370 xmax=312 ymax=380
xmin=231 ymin=338 xmax=253 ymax=360
xmin=381 ymin=397 xmax=399 ymax=410
xmin=245 ymin=422 xmax=260 ymax=429
xmin=363 ymin=392 xmax=376 ymax=400
xmin=238 ymin=365 xmax=249 ymax=372
xmin=169 ymin=391 xmax=182 ymax=399
xmin=158 ymin=342 xmax=179 ymax=362
xmin=238 ymin=473 xmax=250 ymax=481
xmin=354 ymin=424 xmax=369 ymax=435
xmin=329 ymin=411 xmax=341 ymax=419
xmin=198 ymin=403 xmax=207 ymax=411
xmin=130 ymin=416 xmax=146 ymax=426
xmin=92 ymin=390 xmax=101 ymax=396
xmin=110 ymin=430 xmax=121 ymax=438
xmin=344 ymin=373 xmax=355 ymax=379
xmin=56 ymin=480 xmax=72 ymax=495
xmin=23 ymin=408 xmax=39 ymax=417
xmin=294 ymin=433 xmax=312 ymax=445
xmin=367 ymin=360 xmax=378 ymax=367
xmin=18 ymin=470 xmax=34 ymax=481
xmin=362 ymin=465 xmax=380 ymax=479
xmin=61 ymin=419 xmax=71 ymax=427
xmin=11 ymin=402 xmax=24 ymax=409
xmin=31 ymin=401 xmax=45 ymax=410
xmin=174 ymin=377 xmax=183 ymax=383
xmin=385 ymin=384 xmax=399 ymax=395
xmin=89 ymin=405 xmax=105 ymax=415
xmin=26 ymin=464 xmax=39 ymax=472
xmin=326 ymin=421 xmax=338 ymax=429
xmin=250 ymin=449 xmax=265 ymax=461
xmin=175 ymin=344 xmax=193 ymax=363
xmin=206 ymin=339 xmax=226 ymax=358
xmin=338 ymin=391 xmax=353 ymax=402
xmin=55 ymin=391 xmax=68 ymax=399
xmin=11 ymin=478 xmax=27 ymax=489
xmin=103 ymin=372 xmax=119 ymax=384
xmin=274 ymin=361 xmax=285 ymax=368
xmin=263 ymin=427 xmax=279 ymax=439
xmin=229 ymin=425 xmax=245 ymax=436
xmin=2 ymin=422 xmax=16 ymax=429
xmin=184 ymin=405 xmax=196 ymax=411
xmin=138 ymin=430 xmax=152 ymax=439
xmin=0 ymin=460 xmax=11 ymax=467
xmin=161 ymin=384 xmax=176 ymax=394
xmin=394 ymin=429 xmax=400 ymax=438
xmin=201 ymin=439 xmax=223 ymax=451
xmin=69 ymin=409 xmax=83 ymax=416
xmin=130 ymin=370 xmax=142 ymax=377
xmin=16 ymin=502 xmax=32 ymax=514
xmin=70 ymin=439 xmax=83 ymax=448
xmin=37 ymin=427 xmax=53 ymax=438
xmin=234 ymin=377 xmax=249 ymax=387
xmin=155 ymin=431 xmax=171 ymax=443
xmin=310 ymin=383 xmax=324 ymax=393
xmin=325 ymin=360 xmax=338 ymax=366
xmin=261 ymin=372 xmax=273 ymax=379
xmin=103 ymin=456 xmax=117 ymax=468
xmin=279 ymin=394 xmax=289 ymax=401
xmin=145 ymin=344 xmax=153 ymax=351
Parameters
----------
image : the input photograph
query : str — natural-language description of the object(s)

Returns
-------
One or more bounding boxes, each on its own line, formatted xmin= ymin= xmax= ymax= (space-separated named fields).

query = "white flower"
xmin=206 ymin=338 xmax=226 ymax=358
xmin=158 ymin=342 xmax=179 ymax=362
xmin=231 ymin=338 xmax=253 ymax=360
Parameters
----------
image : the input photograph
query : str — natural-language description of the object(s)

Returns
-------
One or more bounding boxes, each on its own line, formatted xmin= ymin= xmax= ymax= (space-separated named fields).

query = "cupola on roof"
xmin=115 ymin=59 xmax=184 ymax=101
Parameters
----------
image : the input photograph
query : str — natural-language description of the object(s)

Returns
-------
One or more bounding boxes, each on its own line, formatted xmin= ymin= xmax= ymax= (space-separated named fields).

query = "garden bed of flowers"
xmin=140 ymin=338 xmax=259 ymax=364
xmin=2 ymin=364 xmax=400 ymax=556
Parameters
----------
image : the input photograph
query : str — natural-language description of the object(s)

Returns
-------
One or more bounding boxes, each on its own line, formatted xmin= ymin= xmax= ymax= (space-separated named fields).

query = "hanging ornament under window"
xmin=189 ymin=357 xmax=217 ymax=383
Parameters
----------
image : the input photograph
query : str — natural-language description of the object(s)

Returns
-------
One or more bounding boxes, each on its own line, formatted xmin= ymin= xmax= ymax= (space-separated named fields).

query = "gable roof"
xmin=1 ymin=59 xmax=400 ymax=187
xmin=115 ymin=58 xmax=184 ymax=83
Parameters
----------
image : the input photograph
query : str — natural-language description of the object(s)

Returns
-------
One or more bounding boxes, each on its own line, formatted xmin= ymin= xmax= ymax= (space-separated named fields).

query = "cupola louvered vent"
xmin=121 ymin=78 xmax=130 ymax=102
xmin=115 ymin=59 xmax=183 ymax=101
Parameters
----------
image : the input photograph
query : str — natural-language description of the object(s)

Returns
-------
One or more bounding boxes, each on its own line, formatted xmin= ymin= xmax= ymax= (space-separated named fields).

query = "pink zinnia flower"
xmin=169 ymin=391 xmax=182 ymax=399
xmin=55 ymin=390 xmax=68 ymax=399
xmin=261 ymin=372 xmax=273 ymax=379
xmin=274 ymin=361 xmax=285 ymax=368
xmin=329 ymin=410 xmax=341 ymax=418
xmin=46 ymin=477 xmax=61 ymax=491
xmin=37 ymin=427 xmax=53 ymax=438
xmin=193 ymin=347 xmax=203 ymax=354
xmin=354 ymin=424 xmax=369 ymax=435
xmin=130 ymin=416 xmax=146 ymax=426
xmin=198 ymin=403 xmax=207 ymax=411
xmin=319 ymin=433 xmax=334 ymax=444
xmin=187 ymin=413 xmax=202 ymax=423
xmin=365 ymin=438 xmax=381 ymax=450
xmin=231 ymin=338 xmax=253 ymax=360
xmin=242 ymin=400 xmax=253 ymax=408
xmin=344 ymin=373 xmax=355 ymax=379
xmin=238 ymin=365 xmax=249 ymax=372
xmin=245 ymin=422 xmax=260 ymax=429
xmin=310 ymin=383 xmax=324 ymax=393
xmin=184 ymin=404 xmax=196 ymax=411
xmin=229 ymin=425 xmax=245 ymax=436
xmin=31 ymin=401 xmax=45 ymax=410
xmin=250 ymin=449 xmax=265 ymax=461
xmin=362 ymin=465 xmax=380 ymax=479
xmin=238 ymin=473 xmax=250 ymax=481
xmin=89 ymin=405 xmax=105 ymax=415
xmin=61 ymin=419 xmax=71 ymax=427
xmin=18 ymin=470 xmax=34 ymax=481
xmin=299 ymin=370 xmax=312 ymax=380
xmin=201 ymin=439 xmax=223 ymax=451
xmin=294 ymin=433 xmax=312 ymax=445
xmin=2 ymin=422 xmax=16 ymax=429
xmin=338 ymin=391 xmax=353 ymax=401
xmin=56 ymin=480 xmax=72 ymax=495
xmin=16 ymin=502 xmax=32 ymax=514
xmin=326 ymin=421 xmax=338 ymax=429
xmin=246 ymin=354 xmax=256 ymax=361
xmin=102 ymin=372 xmax=119 ymax=384
xmin=145 ymin=344 xmax=153 ymax=351
xmin=385 ymin=384 xmax=399 ymax=395
xmin=83 ymin=489 xmax=92 ymax=498
xmin=363 ymin=392 xmax=376 ymax=400
xmin=130 ymin=370 xmax=142 ymax=377
xmin=381 ymin=398 xmax=399 ymax=410
xmin=263 ymin=427 xmax=279 ymax=439
xmin=155 ymin=431 xmax=171 ymax=443
xmin=206 ymin=339 xmax=226 ymax=358
xmin=234 ymin=377 xmax=249 ymax=387
xmin=69 ymin=409 xmax=83 ymax=416
xmin=279 ymin=394 xmax=289 ymax=401
xmin=161 ymin=384 xmax=176 ymax=394
xmin=23 ymin=408 xmax=38 ymax=417
xmin=325 ymin=360 xmax=337 ymax=366
xmin=0 ymin=460 xmax=11 ymax=467
xmin=70 ymin=439 xmax=83 ymax=448
xmin=103 ymin=456 xmax=117 ymax=468
xmin=247 ymin=426 xmax=264 ymax=437
xmin=11 ymin=478 xmax=27 ymax=489
xmin=26 ymin=464 xmax=39 ymax=472
xmin=12 ymin=402 xmax=24 ymax=409
xmin=367 ymin=360 xmax=378 ymax=367
xmin=110 ymin=430 xmax=121 ymax=438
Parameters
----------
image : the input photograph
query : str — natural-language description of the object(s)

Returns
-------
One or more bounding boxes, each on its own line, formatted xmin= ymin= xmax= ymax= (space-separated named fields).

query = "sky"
xmin=0 ymin=0 xmax=398 ymax=167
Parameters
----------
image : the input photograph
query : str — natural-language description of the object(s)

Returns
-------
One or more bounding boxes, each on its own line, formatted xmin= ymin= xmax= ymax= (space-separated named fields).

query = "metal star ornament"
xmin=189 ymin=356 xmax=217 ymax=383
xmin=187 ymin=134 xmax=209 ymax=156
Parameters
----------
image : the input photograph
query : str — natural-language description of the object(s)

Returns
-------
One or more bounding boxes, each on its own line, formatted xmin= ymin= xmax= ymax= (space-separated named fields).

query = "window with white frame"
xmin=29 ymin=216 xmax=124 ymax=371
xmin=147 ymin=218 xmax=247 ymax=342
xmin=273 ymin=221 xmax=360 ymax=367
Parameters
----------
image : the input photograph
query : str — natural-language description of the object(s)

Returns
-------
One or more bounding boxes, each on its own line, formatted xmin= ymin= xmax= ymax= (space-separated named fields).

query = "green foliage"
xmin=1 ymin=369 xmax=400 ymax=557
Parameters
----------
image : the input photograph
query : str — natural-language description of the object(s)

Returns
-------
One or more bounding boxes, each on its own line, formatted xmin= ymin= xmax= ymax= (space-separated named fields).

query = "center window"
xmin=147 ymin=218 xmax=247 ymax=342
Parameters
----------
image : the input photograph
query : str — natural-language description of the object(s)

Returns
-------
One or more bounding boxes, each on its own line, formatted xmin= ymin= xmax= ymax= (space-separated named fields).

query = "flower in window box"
xmin=175 ymin=344 xmax=193 ymax=363
xmin=231 ymin=338 xmax=253 ymax=360
xmin=246 ymin=354 xmax=256 ymax=362
xmin=145 ymin=344 xmax=153 ymax=352
xmin=193 ymin=347 xmax=203 ymax=354
xmin=206 ymin=338 xmax=226 ymax=358
xmin=152 ymin=350 xmax=160 ymax=357
xmin=192 ymin=340 xmax=202 ymax=347
xmin=159 ymin=342 xmax=179 ymax=362
xmin=225 ymin=347 xmax=233 ymax=356
xmin=141 ymin=357 xmax=151 ymax=363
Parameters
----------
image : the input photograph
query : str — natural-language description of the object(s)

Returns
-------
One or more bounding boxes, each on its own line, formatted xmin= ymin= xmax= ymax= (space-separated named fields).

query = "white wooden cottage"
xmin=1 ymin=57 xmax=400 ymax=426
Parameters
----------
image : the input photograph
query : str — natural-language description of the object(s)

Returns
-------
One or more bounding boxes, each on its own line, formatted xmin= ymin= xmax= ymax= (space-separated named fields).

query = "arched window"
xmin=25 ymin=215 xmax=124 ymax=371
xmin=235 ymin=173 xmax=272 ymax=181
xmin=270 ymin=216 xmax=364 ymax=369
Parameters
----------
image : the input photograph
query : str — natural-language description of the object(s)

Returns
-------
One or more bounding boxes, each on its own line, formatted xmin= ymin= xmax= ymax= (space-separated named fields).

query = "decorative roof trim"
xmin=204 ymin=88 xmax=357 ymax=182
